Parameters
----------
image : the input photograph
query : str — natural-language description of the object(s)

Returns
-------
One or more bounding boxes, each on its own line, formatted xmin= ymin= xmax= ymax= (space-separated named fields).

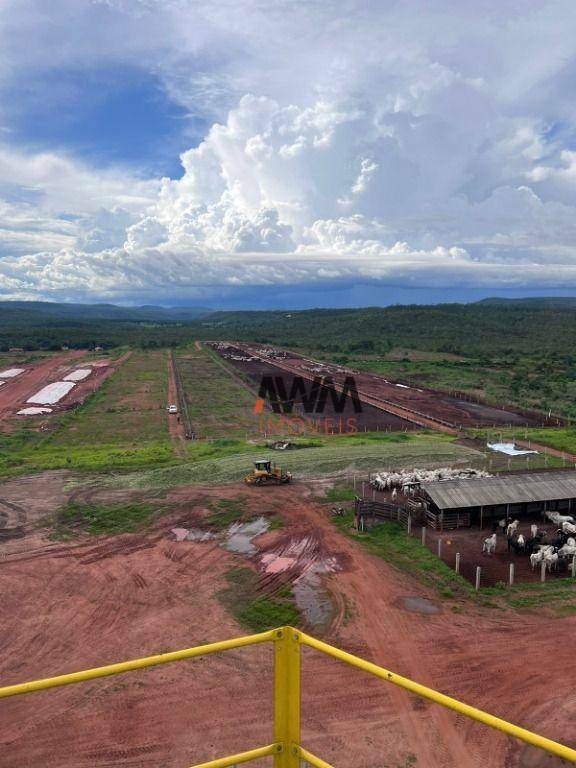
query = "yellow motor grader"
xmin=244 ymin=459 xmax=292 ymax=485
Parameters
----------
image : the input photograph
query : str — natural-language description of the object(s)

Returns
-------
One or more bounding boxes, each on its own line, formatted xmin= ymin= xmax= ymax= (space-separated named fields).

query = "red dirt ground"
xmin=0 ymin=477 xmax=574 ymax=767
xmin=222 ymin=343 xmax=548 ymax=431
xmin=0 ymin=351 xmax=86 ymax=423
xmin=0 ymin=351 xmax=131 ymax=424
xmin=222 ymin=352 xmax=418 ymax=433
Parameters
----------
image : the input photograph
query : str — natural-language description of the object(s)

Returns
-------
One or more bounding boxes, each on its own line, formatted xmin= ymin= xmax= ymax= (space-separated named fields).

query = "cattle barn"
xmin=420 ymin=470 xmax=576 ymax=530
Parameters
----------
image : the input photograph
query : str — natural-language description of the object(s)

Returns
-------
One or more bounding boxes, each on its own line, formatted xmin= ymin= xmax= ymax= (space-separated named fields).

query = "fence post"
xmin=372 ymin=489 xmax=376 ymax=501
xmin=540 ymin=560 xmax=547 ymax=583
xmin=572 ymin=556 xmax=576 ymax=578
xmin=475 ymin=566 xmax=481 ymax=591
xmin=421 ymin=526 xmax=426 ymax=546
xmin=274 ymin=627 xmax=301 ymax=767
xmin=407 ymin=515 xmax=412 ymax=535
xmin=353 ymin=474 xmax=356 ymax=490
xmin=437 ymin=539 xmax=442 ymax=559
xmin=361 ymin=482 xmax=365 ymax=498
xmin=509 ymin=563 xmax=514 ymax=586
xmin=455 ymin=552 xmax=460 ymax=574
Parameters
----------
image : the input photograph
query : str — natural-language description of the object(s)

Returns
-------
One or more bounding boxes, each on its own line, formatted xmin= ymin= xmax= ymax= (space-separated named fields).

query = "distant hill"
xmin=1 ymin=298 xmax=576 ymax=354
xmin=476 ymin=297 xmax=576 ymax=309
xmin=0 ymin=301 xmax=212 ymax=324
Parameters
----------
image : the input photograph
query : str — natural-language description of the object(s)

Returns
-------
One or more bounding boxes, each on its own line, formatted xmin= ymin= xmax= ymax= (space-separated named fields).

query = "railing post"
xmin=274 ymin=627 xmax=301 ymax=767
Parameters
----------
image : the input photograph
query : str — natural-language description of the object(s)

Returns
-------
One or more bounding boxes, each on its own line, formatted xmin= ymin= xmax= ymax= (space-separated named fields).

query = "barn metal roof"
xmin=421 ymin=471 xmax=576 ymax=510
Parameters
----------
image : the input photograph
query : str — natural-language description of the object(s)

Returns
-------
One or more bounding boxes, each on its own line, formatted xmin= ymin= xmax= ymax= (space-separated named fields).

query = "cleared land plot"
xmin=220 ymin=352 xmax=418 ymax=433
xmin=2 ymin=479 xmax=575 ymax=767
xmin=12 ymin=350 xmax=173 ymax=472
xmin=175 ymin=346 xmax=262 ymax=438
xmin=230 ymin=343 xmax=544 ymax=429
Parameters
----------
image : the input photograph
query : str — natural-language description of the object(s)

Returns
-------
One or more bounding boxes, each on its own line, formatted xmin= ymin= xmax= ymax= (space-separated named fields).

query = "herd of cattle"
xmin=482 ymin=511 xmax=576 ymax=572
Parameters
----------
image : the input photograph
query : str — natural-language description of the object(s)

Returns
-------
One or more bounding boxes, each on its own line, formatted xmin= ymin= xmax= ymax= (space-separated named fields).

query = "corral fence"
xmin=354 ymin=487 xmax=576 ymax=590
xmin=354 ymin=497 xmax=416 ymax=532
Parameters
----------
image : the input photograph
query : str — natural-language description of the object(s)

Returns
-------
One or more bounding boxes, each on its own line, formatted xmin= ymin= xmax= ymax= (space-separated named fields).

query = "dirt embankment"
xmin=0 ymin=476 xmax=574 ymax=767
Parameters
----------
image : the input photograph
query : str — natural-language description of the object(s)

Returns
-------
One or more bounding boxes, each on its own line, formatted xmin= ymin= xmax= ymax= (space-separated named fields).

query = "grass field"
xmin=176 ymin=345 xmax=260 ymax=439
xmin=470 ymin=426 xmax=576 ymax=461
xmin=107 ymin=432 xmax=481 ymax=489
xmin=0 ymin=350 xmax=174 ymax=476
xmin=310 ymin=347 xmax=574 ymax=421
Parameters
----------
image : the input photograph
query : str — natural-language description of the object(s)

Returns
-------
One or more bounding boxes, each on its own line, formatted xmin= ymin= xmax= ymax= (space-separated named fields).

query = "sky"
xmin=2 ymin=0 xmax=576 ymax=309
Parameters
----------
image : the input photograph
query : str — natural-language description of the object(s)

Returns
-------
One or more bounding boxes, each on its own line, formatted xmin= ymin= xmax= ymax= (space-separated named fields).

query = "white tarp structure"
xmin=0 ymin=368 xmax=25 ymax=378
xmin=18 ymin=407 xmax=53 ymax=415
xmin=27 ymin=381 xmax=75 ymax=405
xmin=487 ymin=442 xmax=539 ymax=456
xmin=64 ymin=368 xmax=92 ymax=382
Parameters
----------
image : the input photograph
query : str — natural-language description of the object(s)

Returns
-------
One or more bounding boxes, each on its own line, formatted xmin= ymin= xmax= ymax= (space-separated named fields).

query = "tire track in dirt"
xmin=279 ymin=490 xmax=478 ymax=767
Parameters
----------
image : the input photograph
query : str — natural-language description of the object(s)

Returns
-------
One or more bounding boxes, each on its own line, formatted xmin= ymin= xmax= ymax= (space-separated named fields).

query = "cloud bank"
xmin=2 ymin=0 xmax=576 ymax=304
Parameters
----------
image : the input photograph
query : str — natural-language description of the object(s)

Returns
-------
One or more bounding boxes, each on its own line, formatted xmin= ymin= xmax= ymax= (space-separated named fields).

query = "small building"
xmin=420 ymin=471 xmax=576 ymax=530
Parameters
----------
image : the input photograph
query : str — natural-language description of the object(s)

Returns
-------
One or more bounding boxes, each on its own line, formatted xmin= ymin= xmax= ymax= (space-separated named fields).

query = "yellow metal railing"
xmin=1 ymin=626 xmax=575 ymax=766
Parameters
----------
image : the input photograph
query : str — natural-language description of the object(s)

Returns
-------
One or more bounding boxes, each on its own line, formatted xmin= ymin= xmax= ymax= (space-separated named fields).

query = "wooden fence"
xmin=354 ymin=498 xmax=419 ymax=530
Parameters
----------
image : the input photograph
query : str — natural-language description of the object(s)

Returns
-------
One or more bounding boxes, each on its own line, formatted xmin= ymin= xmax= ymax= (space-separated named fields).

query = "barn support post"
xmin=475 ymin=567 xmax=481 ymax=591
xmin=572 ymin=556 xmax=576 ymax=578
xmin=372 ymin=489 xmax=376 ymax=502
xmin=455 ymin=553 xmax=460 ymax=574
xmin=540 ymin=560 xmax=547 ymax=583
xmin=509 ymin=563 xmax=514 ymax=586
xmin=480 ymin=506 xmax=483 ymax=530
xmin=437 ymin=539 xmax=442 ymax=559
xmin=421 ymin=527 xmax=426 ymax=546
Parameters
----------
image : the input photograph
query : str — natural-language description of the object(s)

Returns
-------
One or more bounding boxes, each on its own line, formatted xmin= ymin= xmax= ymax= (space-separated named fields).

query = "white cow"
xmin=546 ymin=511 xmax=575 ymax=525
xmin=483 ymin=533 xmax=497 ymax=555
xmin=544 ymin=551 xmax=559 ymax=572
xmin=506 ymin=519 xmax=520 ymax=537
xmin=530 ymin=551 xmax=544 ymax=569
xmin=562 ymin=521 xmax=576 ymax=535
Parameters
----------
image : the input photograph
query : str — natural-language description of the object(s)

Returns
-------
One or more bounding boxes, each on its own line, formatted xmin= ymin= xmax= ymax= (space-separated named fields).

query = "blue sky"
xmin=1 ymin=64 xmax=198 ymax=178
xmin=1 ymin=0 xmax=576 ymax=309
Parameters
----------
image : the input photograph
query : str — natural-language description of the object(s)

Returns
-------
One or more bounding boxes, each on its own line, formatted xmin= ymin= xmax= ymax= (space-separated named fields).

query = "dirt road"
xmin=167 ymin=353 xmax=186 ymax=456
xmin=0 ymin=477 xmax=574 ymax=767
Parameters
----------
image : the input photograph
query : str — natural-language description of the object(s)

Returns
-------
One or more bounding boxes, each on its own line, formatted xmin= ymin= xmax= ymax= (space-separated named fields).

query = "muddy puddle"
xmin=293 ymin=567 xmax=335 ymax=630
xmin=171 ymin=527 xmax=216 ymax=542
xmin=169 ymin=519 xmax=339 ymax=631
xmin=400 ymin=596 xmax=440 ymax=615
xmin=222 ymin=517 xmax=270 ymax=554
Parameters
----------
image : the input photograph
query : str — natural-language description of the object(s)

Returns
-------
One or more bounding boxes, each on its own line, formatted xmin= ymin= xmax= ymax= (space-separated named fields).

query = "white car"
xmin=167 ymin=404 xmax=178 ymax=414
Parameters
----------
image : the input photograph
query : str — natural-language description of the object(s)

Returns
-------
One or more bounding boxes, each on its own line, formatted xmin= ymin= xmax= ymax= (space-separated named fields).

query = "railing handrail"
xmin=1 ymin=625 xmax=575 ymax=766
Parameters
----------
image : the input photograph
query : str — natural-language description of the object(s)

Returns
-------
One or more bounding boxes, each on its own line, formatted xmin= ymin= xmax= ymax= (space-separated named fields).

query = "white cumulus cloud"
xmin=2 ymin=0 xmax=576 ymax=302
